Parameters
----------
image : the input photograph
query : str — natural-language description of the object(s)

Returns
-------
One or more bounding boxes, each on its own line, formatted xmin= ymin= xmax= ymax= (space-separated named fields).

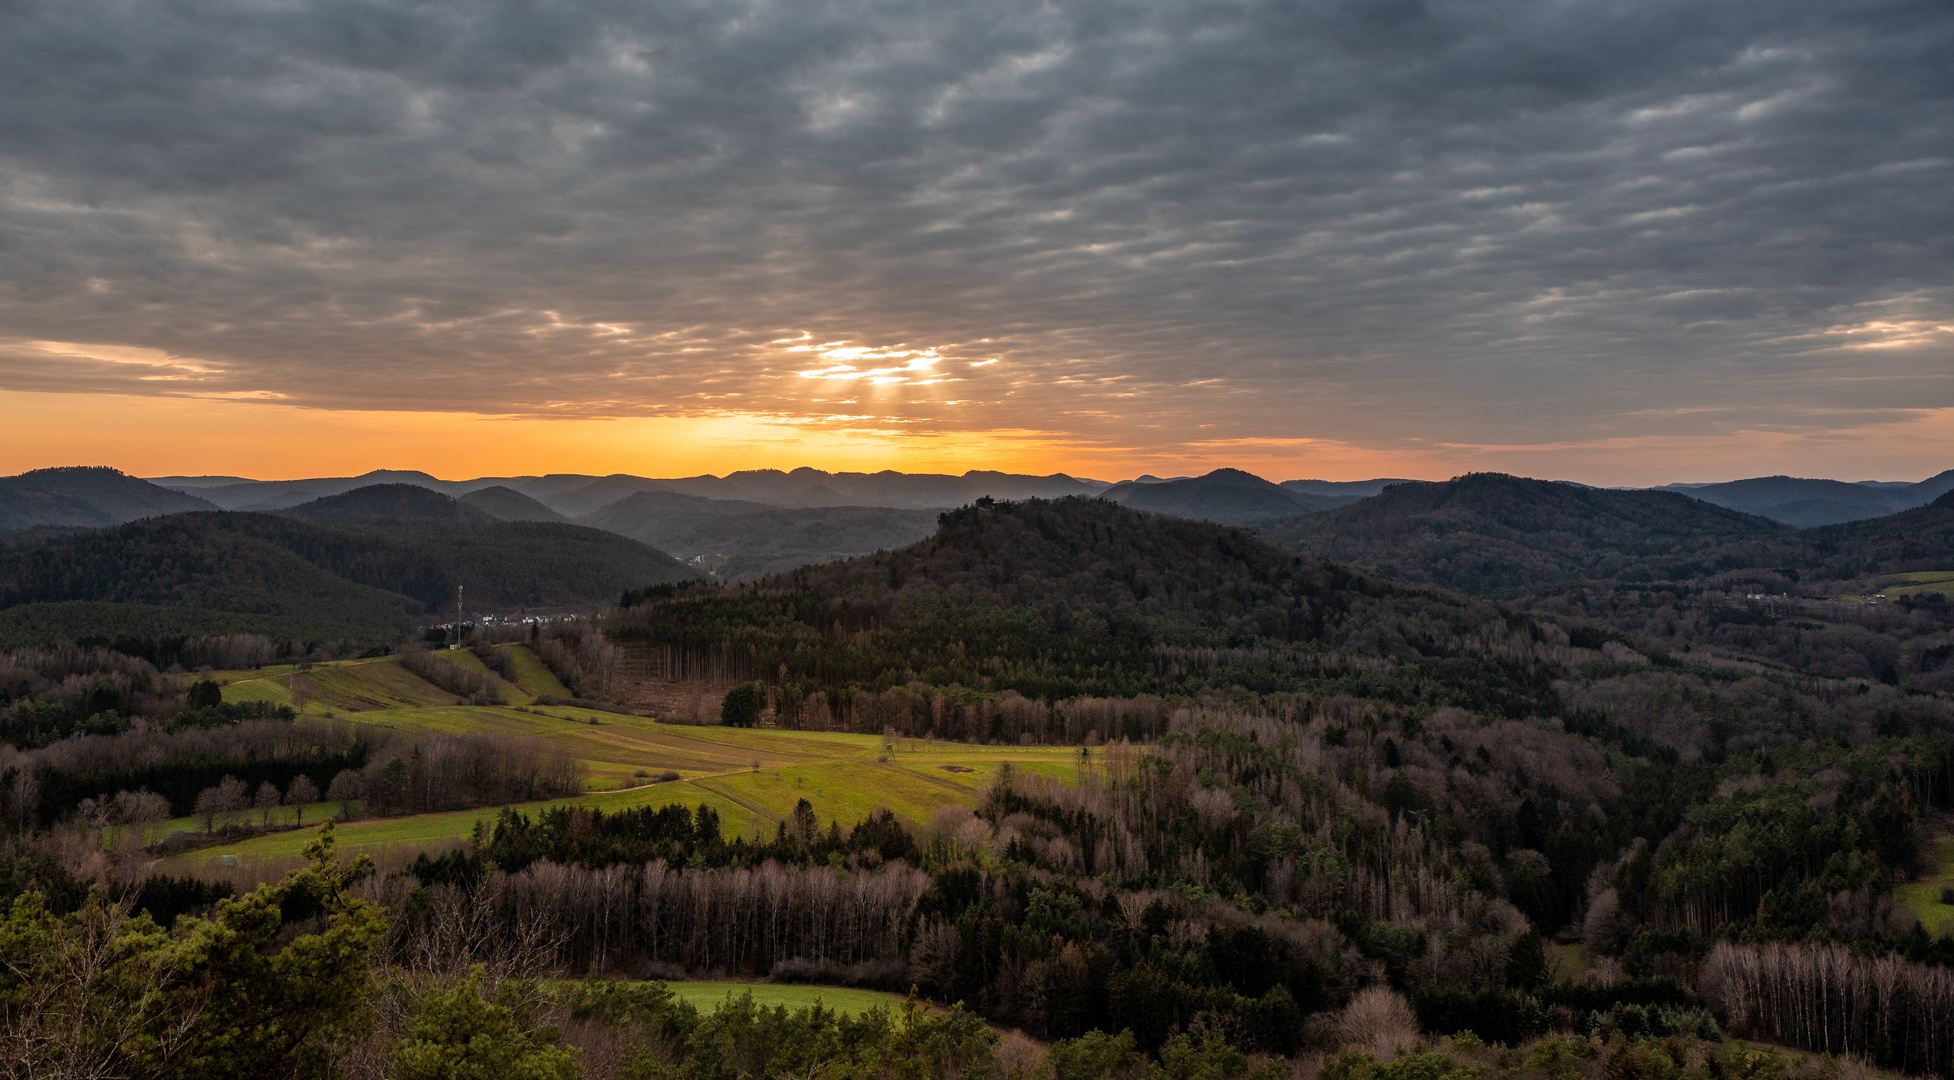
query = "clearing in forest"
xmin=1894 ymin=833 xmax=1954 ymax=936
xmin=160 ymin=655 xmax=1091 ymax=871
xmin=1879 ymin=571 xmax=1954 ymax=598
xmin=660 ymin=982 xmax=912 ymax=1017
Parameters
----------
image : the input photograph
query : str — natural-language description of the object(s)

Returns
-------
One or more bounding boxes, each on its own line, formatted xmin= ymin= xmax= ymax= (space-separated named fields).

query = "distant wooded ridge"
xmin=134 ymin=463 xmax=1954 ymax=527
xmin=1 ymin=464 xmax=1952 ymax=650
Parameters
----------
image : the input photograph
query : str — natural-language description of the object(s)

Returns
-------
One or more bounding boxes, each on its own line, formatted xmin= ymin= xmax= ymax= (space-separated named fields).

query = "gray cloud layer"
xmin=1 ymin=0 xmax=1949 ymax=450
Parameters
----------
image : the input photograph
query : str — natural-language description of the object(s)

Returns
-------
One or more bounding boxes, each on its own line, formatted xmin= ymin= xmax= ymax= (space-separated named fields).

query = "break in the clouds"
xmin=1 ymin=0 xmax=1950 ymax=457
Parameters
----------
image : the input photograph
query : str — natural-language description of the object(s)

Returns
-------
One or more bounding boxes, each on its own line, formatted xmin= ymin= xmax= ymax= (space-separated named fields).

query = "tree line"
xmin=2 ymin=715 xmax=584 ymax=833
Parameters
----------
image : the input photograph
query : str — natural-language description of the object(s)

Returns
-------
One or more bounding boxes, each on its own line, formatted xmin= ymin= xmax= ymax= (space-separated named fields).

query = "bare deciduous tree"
xmin=192 ymin=775 xmax=248 ymax=834
xmin=253 ymin=781 xmax=281 ymax=827
xmin=326 ymin=770 xmax=362 ymax=820
xmin=1702 ymin=940 xmax=1954 ymax=1075
xmin=284 ymin=775 xmax=319 ymax=826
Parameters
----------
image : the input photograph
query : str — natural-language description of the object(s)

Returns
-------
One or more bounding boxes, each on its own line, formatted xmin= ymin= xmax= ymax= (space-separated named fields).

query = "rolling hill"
xmin=0 ymin=511 xmax=700 ymax=640
xmin=158 ymin=469 xmax=533 ymax=511
xmin=1254 ymin=472 xmax=1954 ymax=593
xmin=282 ymin=483 xmax=497 ymax=522
xmin=1255 ymin=472 xmax=1788 ymax=593
xmin=1098 ymin=468 xmax=1354 ymax=522
xmin=459 ymin=485 xmax=569 ymax=522
xmin=1661 ymin=469 xmax=1954 ymax=526
xmin=576 ymin=490 xmax=939 ymax=579
xmin=1732 ymin=489 xmax=1954 ymax=582
xmin=538 ymin=474 xmax=690 ymax=517
xmin=0 ymin=467 xmax=218 ymax=529
xmin=612 ymin=496 xmax=1562 ymax=715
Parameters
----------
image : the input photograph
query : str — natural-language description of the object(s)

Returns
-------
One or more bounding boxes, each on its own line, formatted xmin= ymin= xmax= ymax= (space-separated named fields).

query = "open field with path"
xmin=161 ymin=654 xmax=1089 ymax=872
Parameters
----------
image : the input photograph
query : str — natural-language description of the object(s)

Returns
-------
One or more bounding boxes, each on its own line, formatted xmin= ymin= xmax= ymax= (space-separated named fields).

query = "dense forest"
xmin=609 ymin=498 xmax=1566 ymax=719
xmin=1254 ymin=474 xmax=1790 ymax=593
xmin=1257 ymin=473 xmax=1954 ymax=597
xmin=608 ymin=496 xmax=1949 ymax=750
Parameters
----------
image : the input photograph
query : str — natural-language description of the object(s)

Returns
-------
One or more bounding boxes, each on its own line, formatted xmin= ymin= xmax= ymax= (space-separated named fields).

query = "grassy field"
xmin=431 ymin=647 xmax=532 ymax=705
xmin=163 ymin=735 xmax=1082 ymax=871
xmin=217 ymin=656 xmax=456 ymax=711
xmin=505 ymin=644 xmax=573 ymax=699
xmin=213 ymin=644 xmax=570 ymax=713
xmin=1895 ymin=833 xmax=1954 ymax=936
xmin=1880 ymin=571 xmax=1954 ymax=598
xmin=662 ymin=982 xmax=911 ymax=1016
xmin=161 ymin=663 xmax=1089 ymax=872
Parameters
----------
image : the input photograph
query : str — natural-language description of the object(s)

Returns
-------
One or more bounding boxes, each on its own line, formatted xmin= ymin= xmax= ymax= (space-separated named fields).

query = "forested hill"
xmin=281 ymin=482 xmax=496 ymax=522
xmin=457 ymin=484 xmax=568 ymax=522
xmin=800 ymin=493 xmax=1388 ymax=630
xmin=0 ymin=466 xmax=217 ymax=529
xmin=614 ymin=497 xmax=1562 ymax=713
xmin=0 ymin=511 xmax=699 ymax=636
xmin=1256 ymin=472 xmax=1788 ymax=594
xmin=1097 ymin=467 xmax=1353 ymax=523
xmin=1753 ymin=489 xmax=1954 ymax=580
xmin=1256 ymin=473 xmax=1954 ymax=596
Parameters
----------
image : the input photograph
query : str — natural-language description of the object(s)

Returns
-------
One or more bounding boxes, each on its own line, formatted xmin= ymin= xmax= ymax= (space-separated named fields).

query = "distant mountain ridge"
xmin=1281 ymin=478 xmax=1421 ymax=498
xmin=162 ymin=469 xmax=529 ymax=512
xmin=1656 ymin=470 xmax=1954 ymax=527
xmin=142 ymin=464 xmax=1954 ymax=531
xmin=578 ymin=489 xmax=940 ymax=579
xmin=522 ymin=467 xmax=1112 ymax=515
xmin=43 ymin=461 xmax=1954 ymax=591
xmin=156 ymin=467 xmax=1114 ymax=516
xmin=1098 ymin=468 xmax=1359 ymax=523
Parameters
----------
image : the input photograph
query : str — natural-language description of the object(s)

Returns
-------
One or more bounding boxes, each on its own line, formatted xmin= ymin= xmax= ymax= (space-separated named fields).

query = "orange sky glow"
xmin=7 ymin=388 xmax=1952 ymax=487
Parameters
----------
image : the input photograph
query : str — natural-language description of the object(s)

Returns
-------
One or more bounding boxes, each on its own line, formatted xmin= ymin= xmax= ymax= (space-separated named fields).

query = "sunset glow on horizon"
xmin=7 ymin=386 xmax=1954 ymax=489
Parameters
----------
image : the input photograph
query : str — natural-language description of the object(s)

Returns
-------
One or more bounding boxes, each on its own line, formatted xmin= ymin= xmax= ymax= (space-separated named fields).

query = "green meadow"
xmin=1880 ymin=571 xmax=1954 ymax=598
xmin=661 ymin=982 xmax=911 ymax=1017
xmin=165 ymin=651 xmax=1088 ymax=872
xmin=1894 ymin=833 xmax=1954 ymax=936
xmin=213 ymin=643 xmax=568 ymax=711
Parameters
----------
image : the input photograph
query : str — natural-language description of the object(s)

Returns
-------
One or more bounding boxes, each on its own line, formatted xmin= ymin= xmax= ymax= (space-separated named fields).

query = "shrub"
xmin=391 ymin=966 xmax=580 ymax=1080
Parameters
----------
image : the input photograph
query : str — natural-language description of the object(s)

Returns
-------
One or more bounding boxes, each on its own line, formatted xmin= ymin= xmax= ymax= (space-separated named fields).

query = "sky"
xmin=1 ymin=0 xmax=1950 ymax=486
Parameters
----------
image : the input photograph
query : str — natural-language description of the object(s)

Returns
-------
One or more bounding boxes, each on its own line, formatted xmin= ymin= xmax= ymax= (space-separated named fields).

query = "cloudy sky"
xmin=2 ymin=0 xmax=1950 ymax=483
